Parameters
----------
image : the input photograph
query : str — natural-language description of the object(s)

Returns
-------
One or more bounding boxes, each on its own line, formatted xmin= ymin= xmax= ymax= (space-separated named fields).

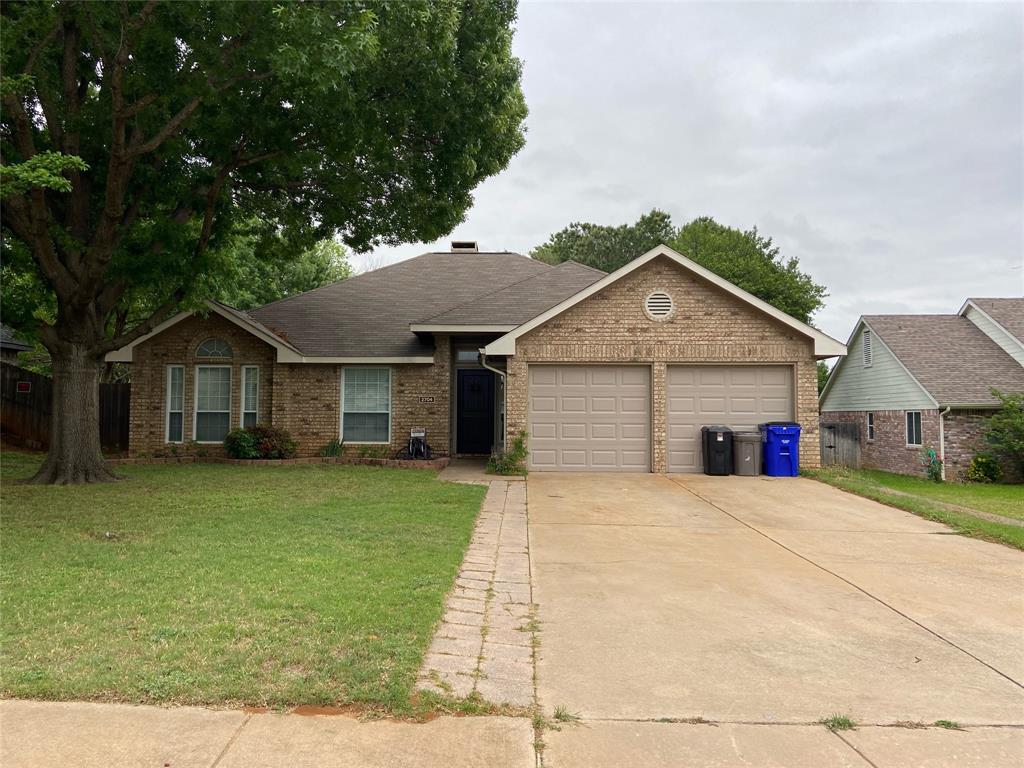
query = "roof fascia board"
xmin=484 ymin=244 xmax=847 ymax=357
xmin=410 ymin=324 xmax=517 ymax=333
xmin=960 ymin=299 xmax=1024 ymax=347
xmin=860 ymin=318 xmax=940 ymax=408
xmin=300 ymin=356 xmax=434 ymax=364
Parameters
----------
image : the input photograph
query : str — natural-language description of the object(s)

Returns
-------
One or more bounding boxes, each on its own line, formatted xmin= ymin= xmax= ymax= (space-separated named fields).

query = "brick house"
xmin=108 ymin=243 xmax=846 ymax=472
xmin=820 ymin=298 xmax=1024 ymax=481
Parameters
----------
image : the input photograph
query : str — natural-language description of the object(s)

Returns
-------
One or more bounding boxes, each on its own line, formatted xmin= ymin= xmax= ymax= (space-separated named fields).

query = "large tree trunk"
xmin=29 ymin=342 xmax=119 ymax=485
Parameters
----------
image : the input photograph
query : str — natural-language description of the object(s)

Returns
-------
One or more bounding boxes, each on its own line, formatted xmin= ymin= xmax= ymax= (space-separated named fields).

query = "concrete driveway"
xmin=529 ymin=473 xmax=1024 ymax=767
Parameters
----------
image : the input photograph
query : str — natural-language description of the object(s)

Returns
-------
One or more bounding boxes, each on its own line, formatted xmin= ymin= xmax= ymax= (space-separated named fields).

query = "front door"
xmin=457 ymin=369 xmax=495 ymax=455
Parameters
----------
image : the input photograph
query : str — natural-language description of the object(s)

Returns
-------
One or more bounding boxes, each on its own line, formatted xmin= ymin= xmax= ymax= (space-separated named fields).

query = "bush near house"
xmin=224 ymin=425 xmax=297 ymax=460
xmin=985 ymin=390 xmax=1024 ymax=477
xmin=487 ymin=431 xmax=529 ymax=476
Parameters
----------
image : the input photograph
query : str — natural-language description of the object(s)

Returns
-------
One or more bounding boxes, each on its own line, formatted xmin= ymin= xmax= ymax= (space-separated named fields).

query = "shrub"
xmin=965 ymin=454 xmax=1002 ymax=484
xmin=985 ymin=390 xmax=1024 ymax=477
xmin=487 ymin=431 xmax=529 ymax=476
xmin=320 ymin=439 xmax=344 ymax=458
xmin=224 ymin=425 xmax=297 ymax=460
xmin=224 ymin=428 xmax=259 ymax=459
xmin=920 ymin=446 xmax=943 ymax=482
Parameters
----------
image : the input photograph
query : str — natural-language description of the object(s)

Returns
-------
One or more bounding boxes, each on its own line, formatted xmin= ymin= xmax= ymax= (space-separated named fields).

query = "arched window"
xmin=196 ymin=338 xmax=232 ymax=358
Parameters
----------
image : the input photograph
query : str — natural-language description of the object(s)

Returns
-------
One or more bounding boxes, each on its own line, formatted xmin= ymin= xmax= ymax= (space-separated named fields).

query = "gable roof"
xmin=411 ymin=261 xmax=606 ymax=330
xmin=859 ymin=314 xmax=1024 ymax=406
xmin=483 ymin=244 xmax=846 ymax=358
xmin=1 ymin=324 xmax=32 ymax=352
xmin=248 ymin=251 xmax=553 ymax=357
xmin=962 ymin=297 xmax=1024 ymax=343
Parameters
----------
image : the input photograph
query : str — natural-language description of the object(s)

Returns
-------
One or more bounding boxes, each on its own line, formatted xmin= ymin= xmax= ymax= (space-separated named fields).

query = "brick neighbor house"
xmin=107 ymin=243 xmax=846 ymax=472
xmin=820 ymin=298 xmax=1024 ymax=481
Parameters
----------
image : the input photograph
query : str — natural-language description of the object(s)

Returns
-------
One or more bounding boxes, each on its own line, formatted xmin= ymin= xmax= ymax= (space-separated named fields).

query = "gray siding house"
xmin=820 ymin=298 xmax=1024 ymax=481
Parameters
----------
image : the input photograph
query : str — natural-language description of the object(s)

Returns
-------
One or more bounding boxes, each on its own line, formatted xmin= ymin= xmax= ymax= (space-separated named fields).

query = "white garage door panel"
xmin=667 ymin=365 xmax=793 ymax=473
xmin=529 ymin=365 xmax=650 ymax=471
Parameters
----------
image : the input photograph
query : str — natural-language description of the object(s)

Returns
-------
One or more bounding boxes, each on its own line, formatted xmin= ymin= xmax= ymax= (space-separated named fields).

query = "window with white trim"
xmin=342 ymin=367 xmax=390 ymax=444
xmin=905 ymin=411 xmax=922 ymax=446
xmin=195 ymin=366 xmax=231 ymax=442
xmin=197 ymin=338 xmax=232 ymax=358
xmin=166 ymin=365 xmax=184 ymax=442
xmin=866 ymin=412 xmax=875 ymax=441
xmin=241 ymin=366 xmax=259 ymax=428
xmin=862 ymin=330 xmax=872 ymax=367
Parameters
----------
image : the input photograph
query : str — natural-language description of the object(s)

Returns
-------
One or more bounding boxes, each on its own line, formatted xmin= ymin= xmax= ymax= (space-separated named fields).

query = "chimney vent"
xmin=450 ymin=241 xmax=479 ymax=253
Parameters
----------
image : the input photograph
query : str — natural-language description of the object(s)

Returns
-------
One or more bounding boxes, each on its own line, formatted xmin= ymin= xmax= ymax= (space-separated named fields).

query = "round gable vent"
xmin=644 ymin=291 xmax=674 ymax=320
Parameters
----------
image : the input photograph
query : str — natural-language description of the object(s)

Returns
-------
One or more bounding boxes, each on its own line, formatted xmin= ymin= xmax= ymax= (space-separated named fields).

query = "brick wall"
xmin=821 ymin=409 xmax=940 ymax=477
xmin=130 ymin=314 xmax=451 ymax=458
xmin=944 ymin=409 xmax=1020 ymax=483
xmin=129 ymin=314 xmax=276 ymax=456
xmin=505 ymin=255 xmax=821 ymax=472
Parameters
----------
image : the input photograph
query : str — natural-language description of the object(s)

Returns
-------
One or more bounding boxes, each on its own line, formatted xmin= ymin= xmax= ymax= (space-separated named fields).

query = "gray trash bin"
xmin=733 ymin=432 xmax=762 ymax=476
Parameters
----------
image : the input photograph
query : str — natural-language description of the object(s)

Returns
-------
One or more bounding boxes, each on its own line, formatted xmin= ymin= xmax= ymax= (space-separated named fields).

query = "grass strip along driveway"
xmin=0 ymin=451 xmax=484 ymax=715
xmin=807 ymin=467 xmax=1023 ymax=550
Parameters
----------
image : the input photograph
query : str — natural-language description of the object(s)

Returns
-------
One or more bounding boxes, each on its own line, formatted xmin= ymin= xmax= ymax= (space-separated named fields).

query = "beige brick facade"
xmin=504 ymin=255 xmax=822 ymax=472
xmin=129 ymin=256 xmax=825 ymax=471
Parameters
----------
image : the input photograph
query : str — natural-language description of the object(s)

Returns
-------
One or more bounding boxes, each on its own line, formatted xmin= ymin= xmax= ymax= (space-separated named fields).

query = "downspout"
xmin=479 ymin=350 xmax=507 ymax=451
xmin=938 ymin=406 xmax=951 ymax=480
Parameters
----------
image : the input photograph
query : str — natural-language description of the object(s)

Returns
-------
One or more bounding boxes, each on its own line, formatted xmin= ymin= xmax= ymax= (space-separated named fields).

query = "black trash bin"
xmin=701 ymin=425 xmax=733 ymax=476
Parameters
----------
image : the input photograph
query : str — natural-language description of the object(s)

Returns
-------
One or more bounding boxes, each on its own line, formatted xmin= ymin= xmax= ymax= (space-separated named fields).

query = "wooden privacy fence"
xmin=1 ymin=364 xmax=130 ymax=452
xmin=819 ymin=421 xmax=861 ymax=469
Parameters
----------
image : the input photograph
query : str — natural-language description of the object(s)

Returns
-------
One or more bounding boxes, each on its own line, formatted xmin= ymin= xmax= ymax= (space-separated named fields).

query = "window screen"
xmin=343 ymin=368 xmax=390 ymax=443
xmin=196 ymin=366 xmax=231 ymax=442
xmin=866 ymin=412 xmax=875 ymax=441
xmin=242 ymin=366 xmax=259 ymax=428
xmin=167 ymin=366 xmax=184 ymax=442
xmin=905 ymin=411 xmax=922 ymax=446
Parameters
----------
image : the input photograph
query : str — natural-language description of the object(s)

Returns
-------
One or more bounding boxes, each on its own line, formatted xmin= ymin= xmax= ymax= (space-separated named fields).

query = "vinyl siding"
xmin=963 ymin=304 xmax=1024 ymax=366
xmin=820 ymin=323 xmax=934 ymax=411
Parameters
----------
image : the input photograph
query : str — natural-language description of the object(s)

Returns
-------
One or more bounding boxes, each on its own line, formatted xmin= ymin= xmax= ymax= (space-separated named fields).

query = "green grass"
xmin=806 ymin=467 xmax=1024 ymax=551
xmin=819 ymin=714 xmax=857 ymax=731
xmin=933 ymin=719 xmax=964 ymax=730
xmin=0 ymin=450 xmax=485 ymax=714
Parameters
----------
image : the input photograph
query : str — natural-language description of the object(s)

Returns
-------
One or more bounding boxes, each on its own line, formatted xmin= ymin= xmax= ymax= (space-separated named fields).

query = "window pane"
xmin=168 ymin=412 xmax=183 ymax=442
xmin=456 ymin=350 xmax=479 ymax=362
xmin=169 ymin=367 xmax=183 ymax=411
xmin=343 ymin=412 xmax=389 ymax=443
xmin=243 ymin=368 xmax=258 ymax=412
xmin=197 ymin=338 xmax=232 ymax=358
xmin=243 ymin=411 xmax=257 ymax=428
xmin=196 ymin=412 xmax=230 ymax=442
xmin=197 ymin=367 xmax=230 ymax=411
xmin=343 ymin=369 xmax=390 ymax=413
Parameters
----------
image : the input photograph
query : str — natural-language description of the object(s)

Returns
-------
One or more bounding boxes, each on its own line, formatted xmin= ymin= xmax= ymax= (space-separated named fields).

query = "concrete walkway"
xmin=416 ymin=481 xmax=536 ymax=706
xmin=0 ymin=700 xmax=534 ymax=768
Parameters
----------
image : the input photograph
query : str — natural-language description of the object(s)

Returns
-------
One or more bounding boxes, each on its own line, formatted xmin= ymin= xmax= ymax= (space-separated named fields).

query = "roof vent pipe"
xmin=450 ymin=241 xmax=479 ymax=253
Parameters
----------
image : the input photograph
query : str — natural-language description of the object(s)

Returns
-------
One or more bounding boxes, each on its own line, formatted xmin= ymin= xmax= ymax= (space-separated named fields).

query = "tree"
xmin=817 ymin=361 xmax=831 ymax=394
xmin=1 ymin=1 xmax=527 ymax=484
xmin=531 ymin=209 xmax=675 ymax=272
xmin=531 ymin=210 xmax=827 ymax=323
xmin=985 ymin=390 xmax=1024 ymax=477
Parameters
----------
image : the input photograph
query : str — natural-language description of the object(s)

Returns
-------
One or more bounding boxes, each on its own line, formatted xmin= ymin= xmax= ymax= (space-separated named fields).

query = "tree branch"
xmin=99 ymin=288 xmax=187 ymax=354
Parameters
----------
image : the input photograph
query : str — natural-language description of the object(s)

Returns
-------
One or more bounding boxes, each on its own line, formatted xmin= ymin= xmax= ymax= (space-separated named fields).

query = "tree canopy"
xmin=0 ymin=0 xmax=527 ymax=483
xmin=530 ymin=210 xmax=827 ymax=323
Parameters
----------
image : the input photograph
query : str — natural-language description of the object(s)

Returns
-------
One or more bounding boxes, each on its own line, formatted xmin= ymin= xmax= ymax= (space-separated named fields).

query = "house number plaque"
xmin=418 ymin=396 xmax=435 ymax=403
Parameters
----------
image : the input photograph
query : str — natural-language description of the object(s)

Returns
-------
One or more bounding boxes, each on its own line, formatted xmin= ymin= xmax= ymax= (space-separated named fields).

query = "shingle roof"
xmin=248 ymin=252 xmax=555 ymax=357
xmin=969 ymin=297 xmax=1024 ymax=342
xmin=418 ymin=261 xmax=606 ymax=326
xmin=0 ymin=324 xmax=32 ymax=351
xmin=864 ymin=314 xmax=1024 ymax=406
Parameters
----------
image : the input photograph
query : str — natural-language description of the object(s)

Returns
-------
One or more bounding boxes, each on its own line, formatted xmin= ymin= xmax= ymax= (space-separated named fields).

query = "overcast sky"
xmin=356 ymin=1 xmax=1024 ymax=343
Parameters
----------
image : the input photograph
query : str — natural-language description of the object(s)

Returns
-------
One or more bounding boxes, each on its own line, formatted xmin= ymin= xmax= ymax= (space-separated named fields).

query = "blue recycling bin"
xmin=760 ymin=422 xmax=802 ymax=477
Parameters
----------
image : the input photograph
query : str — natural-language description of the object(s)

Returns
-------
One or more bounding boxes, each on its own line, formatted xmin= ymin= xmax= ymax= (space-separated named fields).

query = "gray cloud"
xmin=356 ymin=1 xmax=1023 ymax=342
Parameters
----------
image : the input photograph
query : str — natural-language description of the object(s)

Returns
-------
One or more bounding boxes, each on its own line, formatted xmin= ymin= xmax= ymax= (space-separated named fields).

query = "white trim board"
xmin=483 ymin=244 xmax=847 ymax=359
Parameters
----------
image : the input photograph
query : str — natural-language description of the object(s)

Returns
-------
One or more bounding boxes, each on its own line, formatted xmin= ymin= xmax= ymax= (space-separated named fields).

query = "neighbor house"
xmin=820 ymin=298 xmax=1024 ymax=481
xmin=1 ymin=325 xmax=32 ymax=364
xmin=107 ymin=243 xmax=846 ymax=472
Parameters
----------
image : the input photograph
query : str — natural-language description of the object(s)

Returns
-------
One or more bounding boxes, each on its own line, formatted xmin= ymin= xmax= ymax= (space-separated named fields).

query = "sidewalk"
xmin=0 ymin=700 xmax=535 ymax=768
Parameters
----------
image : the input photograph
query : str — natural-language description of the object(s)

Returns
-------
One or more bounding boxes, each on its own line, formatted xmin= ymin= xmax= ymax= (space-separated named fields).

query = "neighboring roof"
xmin=484 ymin=244 xmax=847 ymax=358
xmin=965 ymin=297 xmax=1024 ymax=342
xmin=862 ymin=314 xmax=1024 ymax=406
xmin=248 ymin=252 xmax=553 ymax=357
xmin=412 ymin=261 xmax=606 ymax=330
xmin=0 ymin=324 xmax=32 ymax=352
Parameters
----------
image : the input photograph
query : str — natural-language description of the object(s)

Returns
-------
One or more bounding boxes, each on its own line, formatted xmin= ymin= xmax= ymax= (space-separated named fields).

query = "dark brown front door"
xmin=457 ymin=369 xmax=495 ymax=454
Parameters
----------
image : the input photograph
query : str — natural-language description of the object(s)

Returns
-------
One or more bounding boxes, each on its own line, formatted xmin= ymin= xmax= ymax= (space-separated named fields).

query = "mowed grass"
xmin=0 ymin=450 xmax=485 ymax=713
xmin=807 ymin=466 xmax=1024 ymax=551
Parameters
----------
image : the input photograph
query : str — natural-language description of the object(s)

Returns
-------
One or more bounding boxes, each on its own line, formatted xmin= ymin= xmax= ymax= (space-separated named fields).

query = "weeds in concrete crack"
xmin=889 ymin=720 xmax=928 ymax=729
xmin=933 ymin=719 xmax=965 ymax=730
xmin=553 ymin=705 xmax=581 ymax=725
xmin=819 ymin=714 xmax=858 ymax=732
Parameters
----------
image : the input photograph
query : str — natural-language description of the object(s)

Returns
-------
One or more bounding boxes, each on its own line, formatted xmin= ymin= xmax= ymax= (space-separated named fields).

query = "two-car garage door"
xmin=528 ymin=364 xmax=793 ymax=472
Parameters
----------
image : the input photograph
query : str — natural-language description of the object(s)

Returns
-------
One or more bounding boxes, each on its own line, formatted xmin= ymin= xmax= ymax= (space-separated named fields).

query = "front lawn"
xmin=807 ymin=466 xmax=1024 ymax=551
xmin=0 ymin=450 xmax=484 ymax=713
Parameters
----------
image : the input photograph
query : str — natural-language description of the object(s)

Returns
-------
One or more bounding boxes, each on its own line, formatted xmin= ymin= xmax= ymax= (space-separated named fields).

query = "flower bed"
xmin=106 ymin=456 xmax=450 ymax=471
